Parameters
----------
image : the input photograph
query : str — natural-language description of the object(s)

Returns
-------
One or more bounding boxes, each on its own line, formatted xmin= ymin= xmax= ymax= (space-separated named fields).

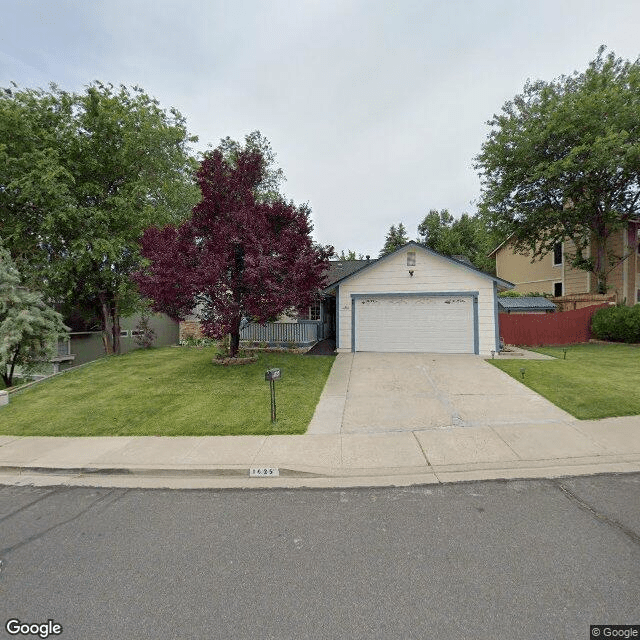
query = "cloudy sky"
xmin=2 ymin=0 xmax=639 ymax=256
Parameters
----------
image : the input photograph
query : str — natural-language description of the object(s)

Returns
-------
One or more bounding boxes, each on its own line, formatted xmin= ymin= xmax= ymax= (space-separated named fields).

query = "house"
xmin=235 ymin=258 xmax=374 ymax=347
xmin=497 ymin=296 xmax=557 ymax=314
xmin=489 ymin=223 xmax=640 ymax=306
xmin=324 ymin=242 xmax=512 ymax=355
xmin=181 ymin=243 xmax=513 ymax=354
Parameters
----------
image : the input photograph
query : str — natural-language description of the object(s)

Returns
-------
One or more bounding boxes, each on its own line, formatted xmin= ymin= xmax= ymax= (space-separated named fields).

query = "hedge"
xmin=591 ymin=305 xmax=640 ymax=343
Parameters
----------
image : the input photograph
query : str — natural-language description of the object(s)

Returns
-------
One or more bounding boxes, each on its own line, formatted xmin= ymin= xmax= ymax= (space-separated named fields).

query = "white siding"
xmin=337 ymin=247 xmax=498 ymax=355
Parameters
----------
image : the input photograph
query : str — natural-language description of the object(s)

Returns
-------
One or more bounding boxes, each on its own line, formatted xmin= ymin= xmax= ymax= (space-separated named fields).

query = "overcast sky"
xmin=2 ymin=0 xmax=639 ymax=256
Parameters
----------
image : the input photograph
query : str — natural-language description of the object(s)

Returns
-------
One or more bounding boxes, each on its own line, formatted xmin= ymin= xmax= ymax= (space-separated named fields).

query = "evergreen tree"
xmin=0 ymin=242 xmax=68 ymax=387
xmin=379 ymin=223 xmax=409 ymax=257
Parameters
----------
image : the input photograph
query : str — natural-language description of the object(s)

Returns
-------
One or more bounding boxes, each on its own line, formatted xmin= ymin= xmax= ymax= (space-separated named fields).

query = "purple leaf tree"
xmin=136 ymin=139 xmax=332 ymax=357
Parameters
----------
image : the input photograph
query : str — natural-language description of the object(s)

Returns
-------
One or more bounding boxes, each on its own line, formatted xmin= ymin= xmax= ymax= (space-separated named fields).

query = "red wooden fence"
xmin=499 ymin=304 xmax=609 ymax=346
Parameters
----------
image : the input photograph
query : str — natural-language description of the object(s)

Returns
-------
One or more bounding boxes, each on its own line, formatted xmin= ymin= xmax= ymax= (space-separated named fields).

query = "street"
xmin=1 ymin=474 xmax=639 ymax=640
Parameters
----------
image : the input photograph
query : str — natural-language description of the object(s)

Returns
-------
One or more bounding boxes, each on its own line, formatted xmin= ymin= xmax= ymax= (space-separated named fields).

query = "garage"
xmin=353 ymin=293 xmax=476 ymax=353
xmin=327 ymin=242 xmax=514 ymax=356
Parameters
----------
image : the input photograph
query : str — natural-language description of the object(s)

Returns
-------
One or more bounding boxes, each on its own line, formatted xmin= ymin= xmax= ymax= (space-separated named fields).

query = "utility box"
xmin=264 ymin=368 xmax=281 ymax=381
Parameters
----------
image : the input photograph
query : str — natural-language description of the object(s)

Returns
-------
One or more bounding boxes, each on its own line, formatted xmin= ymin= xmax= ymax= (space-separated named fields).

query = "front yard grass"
xmin=488 ymin=343 xmax=640 ymax=419
xmin=0 ymin=347 xmax=335 ymax=436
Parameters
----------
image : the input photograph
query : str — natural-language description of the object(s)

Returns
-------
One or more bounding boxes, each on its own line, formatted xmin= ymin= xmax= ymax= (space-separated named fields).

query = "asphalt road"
xmin=0 ymin=474 xmax=638 ymax=640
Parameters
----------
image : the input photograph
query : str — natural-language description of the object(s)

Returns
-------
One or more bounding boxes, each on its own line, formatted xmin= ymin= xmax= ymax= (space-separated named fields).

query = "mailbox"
xmin=265 ymin=368 xmax=281 ymax=381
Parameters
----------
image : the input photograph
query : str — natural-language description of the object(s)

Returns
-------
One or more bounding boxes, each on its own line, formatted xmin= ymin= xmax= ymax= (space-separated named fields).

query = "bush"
xmin=591 ymin=305 xmax=640 ymax=343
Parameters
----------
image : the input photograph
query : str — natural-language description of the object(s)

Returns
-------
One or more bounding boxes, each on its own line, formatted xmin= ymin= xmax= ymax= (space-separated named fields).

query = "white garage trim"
xmin=351 ymin=291 xmax=479 ymax=354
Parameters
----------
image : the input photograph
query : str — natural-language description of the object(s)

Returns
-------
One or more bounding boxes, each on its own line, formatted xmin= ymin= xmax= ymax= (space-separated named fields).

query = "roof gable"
xmin=325 ymin=241 xmax=513 ymax=290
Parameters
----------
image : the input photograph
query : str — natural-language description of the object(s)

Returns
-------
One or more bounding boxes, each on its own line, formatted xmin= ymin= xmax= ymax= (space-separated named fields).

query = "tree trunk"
xmin=111 ymin=299 xmax=121 ymax=355
xmin=230 ymin=243 xmax=245 ymax=358
xmin=99 ymin=293 xmax=114 ymax=355
xmin=593 ymin=236 xmax=608 ymax=294
xmin=5 ymin=345 xmax=20 ymax=387
xmin=229 ymin=325 xmax=240 ymax=358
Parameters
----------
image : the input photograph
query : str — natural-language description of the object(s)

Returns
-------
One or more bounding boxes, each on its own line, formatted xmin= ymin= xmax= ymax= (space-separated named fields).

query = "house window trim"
xmin=306 ymin=299 xmax=321 ymax=321
xmin=553 ymin=242 xmax=563 ymax=267
xmin=554 ymin=281 xmax=563 ymax=297
xmin=407 ymin=251 xmax=416 ymax=267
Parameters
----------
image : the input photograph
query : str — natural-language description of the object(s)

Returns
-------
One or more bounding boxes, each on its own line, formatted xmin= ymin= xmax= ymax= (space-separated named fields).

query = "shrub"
xmin=591 ymin=305 xmax=640 ymax=343
xmin=134 ymin=313 xmax=156 ymax=348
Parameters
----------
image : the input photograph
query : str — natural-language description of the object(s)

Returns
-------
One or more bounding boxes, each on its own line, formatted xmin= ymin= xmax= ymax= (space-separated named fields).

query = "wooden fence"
xmin=240 ymin=321 xmax=320 ymax=345
xmin=500 ymin=304 xmax=610 ymax=346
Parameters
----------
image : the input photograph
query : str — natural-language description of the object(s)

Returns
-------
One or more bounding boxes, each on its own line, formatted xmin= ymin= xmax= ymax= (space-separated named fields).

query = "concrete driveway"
xmin=308 ymin=352 xmax=575 ymax=434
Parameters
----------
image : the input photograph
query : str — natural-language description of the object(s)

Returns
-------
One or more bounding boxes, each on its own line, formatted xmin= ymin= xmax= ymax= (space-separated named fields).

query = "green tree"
xmin=0 ymin=242 xmax=68 ymax=387
xmin=215 ymin=130 xmax=285 ymax=203
xmin=0 ymin=82 xmax=199 ymax=354
xmin=417 ymin=209 xmax=501 ymax=273
xmin=379 ymin=223 xmax=409 ymax=257
xmin=475 ymin=47 xmax=640 ymax=292
xmin=337 ymin=249 xmax=365 ymax=261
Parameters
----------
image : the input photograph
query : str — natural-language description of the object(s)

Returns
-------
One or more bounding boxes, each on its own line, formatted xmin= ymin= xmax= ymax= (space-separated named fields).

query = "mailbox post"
xmin=264 ymin=368 xmax=281 ymax=423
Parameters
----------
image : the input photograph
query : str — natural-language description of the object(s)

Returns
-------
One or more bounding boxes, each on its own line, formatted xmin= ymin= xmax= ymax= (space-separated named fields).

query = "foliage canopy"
xmin=136 ymin=135 xmax=332 ymax=357
xmin=475 ymin=47 xmax=640 ymax=291
xmin=379 ymin=223 xmax=409 ymax=257
xmin=0 ymin=81 xmax=199 ymax=353
xmin=418 ymin=209 xmax=501 ymax=273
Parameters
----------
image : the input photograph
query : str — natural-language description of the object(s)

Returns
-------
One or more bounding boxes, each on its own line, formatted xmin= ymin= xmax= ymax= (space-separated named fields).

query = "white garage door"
xmin=355 ymin=295 xmax=475 ymax=353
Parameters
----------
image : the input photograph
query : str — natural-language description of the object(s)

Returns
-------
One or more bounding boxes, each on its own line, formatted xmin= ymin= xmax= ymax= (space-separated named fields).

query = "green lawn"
xmin=0 ymin=347 xmax=335 ymax=436
xmin=488 ymin=343 xmax=640 ymax=419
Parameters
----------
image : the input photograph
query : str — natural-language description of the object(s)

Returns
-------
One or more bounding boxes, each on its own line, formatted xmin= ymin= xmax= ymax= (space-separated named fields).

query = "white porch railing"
xmin=240 ymin=321 xmax=320 ymax=345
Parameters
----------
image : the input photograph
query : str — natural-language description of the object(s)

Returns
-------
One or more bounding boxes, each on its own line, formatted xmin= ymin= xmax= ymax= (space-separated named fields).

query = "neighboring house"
xmin=498 ymin=297 xmax=557 ymax=314
xmin=489 ymin=223 xmax=640 ymax=305
xmin=325 ymin=242 xmax=512 ymax=355
xmin=54 ymin=312 xmax=179 ymax=372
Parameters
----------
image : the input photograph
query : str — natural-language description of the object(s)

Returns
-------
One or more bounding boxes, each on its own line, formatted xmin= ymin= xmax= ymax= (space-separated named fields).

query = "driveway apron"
xmin=338 ymin=352 xmax=574 ymax=433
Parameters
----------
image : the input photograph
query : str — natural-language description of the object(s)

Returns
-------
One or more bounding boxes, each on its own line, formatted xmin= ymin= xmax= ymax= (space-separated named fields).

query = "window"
xmin=637 ymin=289 xmax=640 ymax=304
xmin=554 ymin=282 xmax=563 ymax=297
xmin=553 ymin=242 xmax=563 ymax=266
xmin=307 ymin=300 xmax=321 ymax=321
xmin=407 ymin=251 xmax=416 ymax=267
xmin=131 ymin=329 xmax=144 ymax=337
xmin=120 ymin=330 xmax=129 ymax=337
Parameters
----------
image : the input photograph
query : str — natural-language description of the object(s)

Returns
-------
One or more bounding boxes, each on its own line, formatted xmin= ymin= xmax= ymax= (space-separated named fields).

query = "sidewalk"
xmin=0 ymin=352 xmax=639 ymax=490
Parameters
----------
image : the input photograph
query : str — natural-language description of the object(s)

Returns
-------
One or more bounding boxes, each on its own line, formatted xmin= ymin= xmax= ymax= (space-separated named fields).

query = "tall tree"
xmin=418 ymin=209 xmax=502 ymax=273
xmin=0 ymin=82 xmax=199 ymax=354
xmin=379 ymin=223 xmax=409 ymax=257
xmin=475 ymin=47 xmax=640 ymax=292
xmin=0 ymin=242 xmax=68 ymax=387
xmin=136 ymin=137 xmax=332 ymax=357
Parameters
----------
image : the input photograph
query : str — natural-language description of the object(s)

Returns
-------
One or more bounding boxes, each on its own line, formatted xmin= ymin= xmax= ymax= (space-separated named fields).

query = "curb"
xmin=1 ymin=457 xmax=639 ymax=490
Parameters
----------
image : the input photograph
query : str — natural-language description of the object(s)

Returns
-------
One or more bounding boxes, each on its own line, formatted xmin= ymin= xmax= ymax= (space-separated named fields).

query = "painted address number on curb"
xmin=249 ymin=467 xmax=280 ymax=477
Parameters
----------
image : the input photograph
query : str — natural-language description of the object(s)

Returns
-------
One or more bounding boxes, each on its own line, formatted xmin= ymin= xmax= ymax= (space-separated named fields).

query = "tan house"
xmin=489 ymin=223 xmax=640 ymax=307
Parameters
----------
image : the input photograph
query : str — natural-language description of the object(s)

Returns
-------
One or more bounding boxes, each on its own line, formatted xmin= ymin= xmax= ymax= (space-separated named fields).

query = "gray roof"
xmin=498 ymin=296 xmax=557 ymax=311
xmin=324 ymin=259 xmax=376 ymax=288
